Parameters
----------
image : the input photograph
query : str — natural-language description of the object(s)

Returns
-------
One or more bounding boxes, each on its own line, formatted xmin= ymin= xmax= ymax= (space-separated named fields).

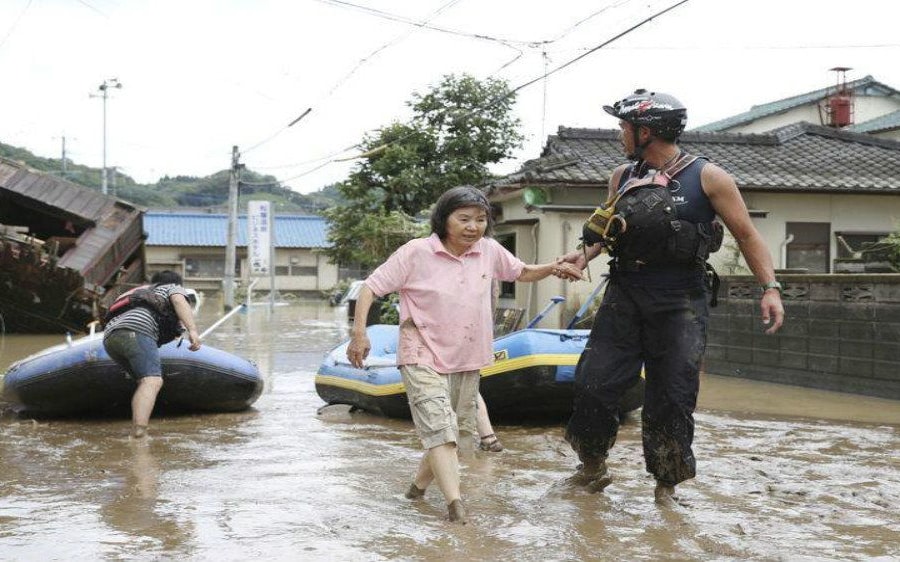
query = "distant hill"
xmin=0 ymin=141 xmax=343 ymax=214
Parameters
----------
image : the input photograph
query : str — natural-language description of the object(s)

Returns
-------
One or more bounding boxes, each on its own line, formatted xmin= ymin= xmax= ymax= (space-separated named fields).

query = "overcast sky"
xmin=1 ymin=0 xmax=897 ymax=193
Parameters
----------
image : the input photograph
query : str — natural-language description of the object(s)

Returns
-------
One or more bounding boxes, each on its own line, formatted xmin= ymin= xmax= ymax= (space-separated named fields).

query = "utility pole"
xmin=54 ymin=134 xmax=76 ymax=178
xmin=93 ymin=78 xmax=122 ymax=195
xmin=224 ymin=145 xmax=241 ymax=310
xmin=61 ymin=136 xmax=68 ymax=177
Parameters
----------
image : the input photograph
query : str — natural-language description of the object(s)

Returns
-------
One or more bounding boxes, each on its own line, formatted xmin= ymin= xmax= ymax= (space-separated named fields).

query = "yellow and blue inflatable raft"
xmin=316 ymin=324 xmax=643 ymax=422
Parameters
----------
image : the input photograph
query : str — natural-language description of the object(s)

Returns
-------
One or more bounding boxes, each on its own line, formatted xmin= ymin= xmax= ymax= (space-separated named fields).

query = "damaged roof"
xmin=0 ymin=156 xmax=140 ymax=223
xmin=0 ymin=157 xmax=144 ymax=282
xmin=490 ymin=123 xmax=900 ymax=194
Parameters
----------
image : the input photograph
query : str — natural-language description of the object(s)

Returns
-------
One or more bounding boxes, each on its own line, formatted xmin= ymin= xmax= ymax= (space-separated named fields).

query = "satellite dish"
xmin=522 ymin=187 xmax=548 ymax=206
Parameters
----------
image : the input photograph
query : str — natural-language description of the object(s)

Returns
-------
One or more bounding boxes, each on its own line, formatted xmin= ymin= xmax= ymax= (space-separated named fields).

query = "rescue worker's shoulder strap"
xmin=606 ymin=163 xmax=632 ymax=206
xmin=663 ymin=152 xmax=703 ymax=180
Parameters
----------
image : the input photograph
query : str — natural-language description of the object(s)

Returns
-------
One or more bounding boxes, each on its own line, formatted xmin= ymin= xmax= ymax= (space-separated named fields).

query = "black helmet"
xmin=603 ymin=89 xmax=687 ymax=140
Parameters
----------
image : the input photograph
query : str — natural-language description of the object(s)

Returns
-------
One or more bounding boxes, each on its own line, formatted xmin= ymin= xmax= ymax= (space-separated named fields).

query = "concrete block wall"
xmin=705 ymin=274 xmax=900 ymax=400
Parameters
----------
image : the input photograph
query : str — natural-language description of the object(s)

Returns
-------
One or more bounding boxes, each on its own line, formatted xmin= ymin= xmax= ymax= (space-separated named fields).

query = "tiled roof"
xmin=693 ymin=75 xmax=900 ymax=132
xmin=847 ymin=110 xmax=900 ymax=134
xmin=490 ymin=123 xmax=900 ymax=194
xmin=144 ymin=211 xmax=330 ymax=248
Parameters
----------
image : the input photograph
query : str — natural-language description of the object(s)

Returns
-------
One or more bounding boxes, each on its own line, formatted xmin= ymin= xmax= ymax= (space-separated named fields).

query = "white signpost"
xmin=247 ymin=200 xmax=275 ymax=307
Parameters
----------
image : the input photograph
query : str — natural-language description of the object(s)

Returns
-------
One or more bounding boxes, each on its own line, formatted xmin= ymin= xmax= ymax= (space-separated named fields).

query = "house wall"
xmin=736 ymin=192 xmax=900 ymax=272
xmin=250 ymin=249 xmax=338 ymax=292
xmin=495 ymin=208 xmax=616 ymax=328
xmin=731 ymin=106 xmax=828 ymax=134
xmin=854 ymin=96 xmax=900 ymax=124
xmin=145 ymin=245 xmax=338 ymax=296
xmin=721 ymin=95 xmax=900 ymax=134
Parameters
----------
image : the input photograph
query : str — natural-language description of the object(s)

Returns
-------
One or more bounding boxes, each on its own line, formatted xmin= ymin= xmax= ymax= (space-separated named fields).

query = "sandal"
xmin=479 ymin=433 xmax=504 ymax=452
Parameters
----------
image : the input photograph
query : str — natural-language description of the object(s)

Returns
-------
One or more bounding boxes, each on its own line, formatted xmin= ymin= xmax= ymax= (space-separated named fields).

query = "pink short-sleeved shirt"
xmin=365 ymin=233 xmax=525 ymax=373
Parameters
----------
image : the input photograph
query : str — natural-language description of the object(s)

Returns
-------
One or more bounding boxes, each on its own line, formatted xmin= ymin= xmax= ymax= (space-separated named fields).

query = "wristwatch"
xmin=761 ymin=280 xmax=783 ymax=295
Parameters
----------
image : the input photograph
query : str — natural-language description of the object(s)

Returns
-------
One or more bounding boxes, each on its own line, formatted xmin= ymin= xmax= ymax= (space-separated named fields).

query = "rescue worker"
xmin=557 ymin=89 xmax=784 ymax=501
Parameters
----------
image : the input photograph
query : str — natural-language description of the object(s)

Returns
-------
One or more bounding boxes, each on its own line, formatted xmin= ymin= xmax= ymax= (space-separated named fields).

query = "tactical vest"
xmin=582 ymin=154 xmax=723 ymax=268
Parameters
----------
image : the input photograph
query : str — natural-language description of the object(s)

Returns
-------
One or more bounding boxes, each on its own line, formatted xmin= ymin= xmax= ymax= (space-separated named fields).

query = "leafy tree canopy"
xmin=323 ymin=73 xmax=522 ymax=269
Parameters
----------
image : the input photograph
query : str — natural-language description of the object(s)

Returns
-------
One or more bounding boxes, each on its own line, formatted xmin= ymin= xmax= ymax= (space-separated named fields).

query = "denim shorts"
xmin=103 ymin=330 xmax=162 ymax=379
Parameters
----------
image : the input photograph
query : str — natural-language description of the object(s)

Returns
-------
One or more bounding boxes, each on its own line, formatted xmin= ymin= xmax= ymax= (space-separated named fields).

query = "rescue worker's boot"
xmin=654 ymin=481 xmax=676 ymax=503
xmin=563 ymin=458 xmax=612 ymax=492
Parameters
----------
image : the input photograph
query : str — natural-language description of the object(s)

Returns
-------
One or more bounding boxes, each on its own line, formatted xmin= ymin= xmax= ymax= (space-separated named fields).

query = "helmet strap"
xmin=628 ymin=125 xmax=653 ymax=161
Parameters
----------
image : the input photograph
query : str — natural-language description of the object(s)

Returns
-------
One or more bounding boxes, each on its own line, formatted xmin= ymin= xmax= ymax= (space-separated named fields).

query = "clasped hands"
xmin=549 ymin=261 xmax=584 ymax=281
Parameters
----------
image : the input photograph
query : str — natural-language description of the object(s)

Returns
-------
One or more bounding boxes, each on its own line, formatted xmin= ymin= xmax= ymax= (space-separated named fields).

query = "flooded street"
xmin=1 ymin=300 xmax=898 ymax=561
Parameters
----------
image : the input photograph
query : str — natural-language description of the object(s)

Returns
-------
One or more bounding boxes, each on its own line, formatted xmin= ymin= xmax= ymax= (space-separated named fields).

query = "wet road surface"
xmin=1 ymin=301 xmax=898 ymax=561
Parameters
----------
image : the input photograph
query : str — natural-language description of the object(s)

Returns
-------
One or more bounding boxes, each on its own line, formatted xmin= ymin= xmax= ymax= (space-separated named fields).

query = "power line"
xmin=570 ymin=42 xmax=900 ymax=52
xmin=320 ymin=0 xmax=466 ymax=102
xmin=0 ymin=0 xmax=34 ymax=52
xmin=247 ymin=0 xmax=639 ymax=178
xmin=313 ymin=0 xmax=535 ymax=47
xmin=241 ymin=108 xmax=312 ymax=154
xmin=249 ymin=0 xmax=690 ymax=189
xmin=504 ymin=0 xmax=690 ymax=100
xmin=284 ymin=0 xmax=691 ymax=182
xmin=541 ymin=0 xmax=634 ymax=45
xmin=242 ymin=0 xmax=465 ymax=157
xmin=74 ymin=0 xmax=108 ymax=17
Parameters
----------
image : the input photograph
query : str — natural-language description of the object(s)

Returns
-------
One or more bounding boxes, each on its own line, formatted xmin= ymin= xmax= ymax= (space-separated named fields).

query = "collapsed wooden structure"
xmin=0 ymin=157 xmax=146 ymax=333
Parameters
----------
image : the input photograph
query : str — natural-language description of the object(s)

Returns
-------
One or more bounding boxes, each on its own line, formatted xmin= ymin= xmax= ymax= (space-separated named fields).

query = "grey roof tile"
xmin=491 ymin=123 xmax=900 ymax=194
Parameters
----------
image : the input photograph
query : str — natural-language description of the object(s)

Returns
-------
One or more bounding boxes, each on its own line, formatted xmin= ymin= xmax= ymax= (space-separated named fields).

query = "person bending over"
xmin=103 ymin=270 xmax=201 ymax=438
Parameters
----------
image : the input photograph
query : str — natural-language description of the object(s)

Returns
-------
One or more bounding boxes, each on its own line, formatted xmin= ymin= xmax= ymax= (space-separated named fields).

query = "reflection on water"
xmin=1 ymin=300 xmax=898 ymax=560
xmin=98 ymin=438 xmax=196 ymax=557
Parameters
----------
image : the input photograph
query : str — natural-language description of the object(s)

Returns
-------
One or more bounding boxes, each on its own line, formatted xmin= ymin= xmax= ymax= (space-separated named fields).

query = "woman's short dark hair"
xmin=151 ymin=270 xmax=183 ymax=286
xmin=430 ymin=186 xmax=494 ymax=239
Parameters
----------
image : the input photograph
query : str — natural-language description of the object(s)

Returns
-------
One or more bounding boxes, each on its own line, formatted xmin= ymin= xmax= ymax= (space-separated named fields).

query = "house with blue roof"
xmin=143 ymin=210 xmax=336 ymax=295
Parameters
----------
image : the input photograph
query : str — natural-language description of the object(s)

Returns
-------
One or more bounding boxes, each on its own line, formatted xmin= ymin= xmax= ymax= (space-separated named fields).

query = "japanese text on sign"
xmin=248 ymin=200 xmax=271 ymax=276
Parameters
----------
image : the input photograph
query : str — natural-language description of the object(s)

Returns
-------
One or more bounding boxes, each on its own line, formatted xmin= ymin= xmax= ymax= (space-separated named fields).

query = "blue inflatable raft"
xmin=316 ymin=324 xmax=643 ymax=422
xmin=2 ymin=334 xmax=263 ymax=418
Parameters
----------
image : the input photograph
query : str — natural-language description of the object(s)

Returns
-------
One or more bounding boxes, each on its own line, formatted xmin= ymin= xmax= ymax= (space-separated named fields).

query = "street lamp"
xmin=95 ymin=78 xmax=122 ymax=195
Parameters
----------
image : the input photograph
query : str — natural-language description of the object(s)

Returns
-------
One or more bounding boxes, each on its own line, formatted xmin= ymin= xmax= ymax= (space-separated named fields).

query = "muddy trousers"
xmin=564 ymin=280 xmax=709 ymax=486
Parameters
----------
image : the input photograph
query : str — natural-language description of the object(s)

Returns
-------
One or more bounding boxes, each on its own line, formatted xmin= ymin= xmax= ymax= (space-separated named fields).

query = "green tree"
xmin=866 ymin=229 xmax=900 ymax=272
xmin=323 ymin=73 xmax=523 ymax=269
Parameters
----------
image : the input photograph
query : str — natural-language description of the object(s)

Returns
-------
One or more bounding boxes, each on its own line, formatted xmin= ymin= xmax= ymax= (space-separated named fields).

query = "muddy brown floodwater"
xmin=1 ymin=300 xmax=898 ymax=561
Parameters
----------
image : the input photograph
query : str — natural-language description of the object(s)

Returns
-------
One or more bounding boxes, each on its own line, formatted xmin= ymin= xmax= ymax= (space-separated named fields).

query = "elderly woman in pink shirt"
xmin=348 ymin=185 xmax=581 ymax=523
